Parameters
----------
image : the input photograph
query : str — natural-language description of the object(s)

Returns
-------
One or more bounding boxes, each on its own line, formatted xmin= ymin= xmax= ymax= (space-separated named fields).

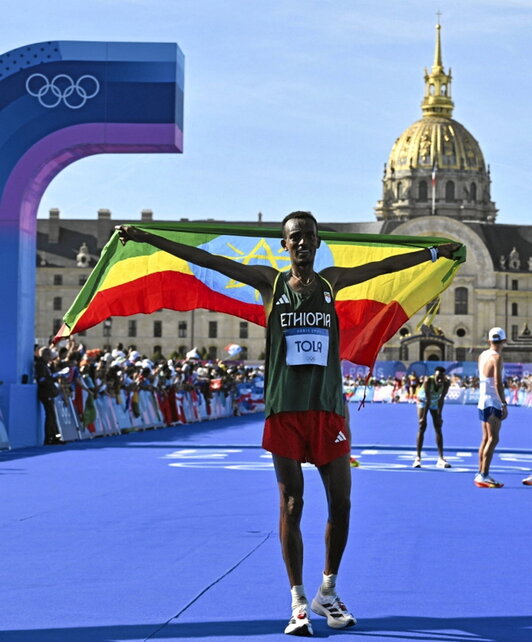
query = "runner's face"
xmin=281 ymin=218 xmax=320 ymax=267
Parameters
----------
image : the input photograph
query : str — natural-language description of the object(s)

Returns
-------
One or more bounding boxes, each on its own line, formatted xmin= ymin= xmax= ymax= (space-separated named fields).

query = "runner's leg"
xmin=431 ymin=409 xmax=445 ymax=459
xmin=416 ymin=406 xmax=427 ymax=458
xmin=480 ymin=415 xmax=501 ymax=476
xmin=273 ymin=454 xmax=305 ymax=587
xmin=317 ymin=453 xmax=351 ymax=575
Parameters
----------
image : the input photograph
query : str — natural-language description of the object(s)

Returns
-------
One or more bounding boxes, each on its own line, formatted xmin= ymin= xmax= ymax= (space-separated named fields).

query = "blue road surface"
xmin=1 ymin=404 xmax=531 ymax=641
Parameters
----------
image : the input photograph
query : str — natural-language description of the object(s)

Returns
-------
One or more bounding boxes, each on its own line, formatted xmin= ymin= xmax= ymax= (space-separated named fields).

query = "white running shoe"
xmin=311 ymin=592 xmax=357 ymax=629
xmin=474 ymin=473 xmax=503 ymax=488
xmin=412 ymin=457 xmax=422 ymax=468
xmin=484 ymin=475 xmax=504 ymax=488
xmin=284 ymin=605 xmax=313 ymax=636
xmin=522 ymin=475 xmax=532 ymax=486
xmin=436 ymin=458 xmax=452 ymax=469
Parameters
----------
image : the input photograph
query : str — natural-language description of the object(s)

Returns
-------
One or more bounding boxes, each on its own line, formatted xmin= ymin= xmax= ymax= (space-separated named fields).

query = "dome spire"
xmin=433 ymin=11 xmax=443 ymax=70
xmin=422 ymin=16 xmax=454 ymax=118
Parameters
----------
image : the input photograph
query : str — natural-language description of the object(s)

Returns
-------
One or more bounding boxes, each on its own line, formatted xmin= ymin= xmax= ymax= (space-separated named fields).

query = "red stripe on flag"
xmin=69 ymin=271 xmax=267 ymax=335
xmin=336 ymin=299 xmax=409 ymax=366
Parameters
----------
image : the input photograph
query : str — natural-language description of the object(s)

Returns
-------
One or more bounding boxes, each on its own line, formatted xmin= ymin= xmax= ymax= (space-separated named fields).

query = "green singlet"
xmin=264 ymin=271 xmax=344 ymax=418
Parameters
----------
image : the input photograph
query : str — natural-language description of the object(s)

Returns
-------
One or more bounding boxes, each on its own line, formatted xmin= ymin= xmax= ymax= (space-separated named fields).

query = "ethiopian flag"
xmin=55 ymin=222 xmax=465 ymax=367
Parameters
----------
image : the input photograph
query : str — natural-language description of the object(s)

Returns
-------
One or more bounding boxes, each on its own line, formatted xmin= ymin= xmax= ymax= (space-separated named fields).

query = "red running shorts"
xmin=262 ymin=410 xmax=350 ymax=467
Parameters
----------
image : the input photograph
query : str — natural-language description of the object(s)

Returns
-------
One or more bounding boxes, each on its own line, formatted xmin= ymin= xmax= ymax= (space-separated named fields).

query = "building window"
xmin=103 ymin=318 xmax=112 ymax=338
xmin=53 ymin=274 xmax=63 ymax=285
xmin=128 ymin=320 xmax=137 ymax=337
xmin=454 ymin=287 xmax=468 ymax=315
xmin=470 ymin=182 xmax=477 ymax=201
xmin=178 ymin=321 xmax=187 ymax=338
xmin=445 ymin=181 xmax=455 ymax=202
xmin=239 ymin=321 xmax=248 ymax=339
xmin=399 ymin=327 xmax=410 ymax=337
xmin=208 ymin=321 xmax=218 ymax=338
xmin=53 ymin=318 xmax=62 ymax=334
xmin=456 ymin=328 xmax=466 ymax=338
xmin=455 ymin=347 xmax=467 ymax=361
xmin=53 ymin=296 xmax=62 ymax=311
xmin=512 ymin=324 xmax=518 ymax=340
xmin=240 ymin=346 xmax=248 ymax=360
xmin=79 ymin=274 xmax=88 ymax=286
xmin=418 ymin=180 xmax=428 ymax=202
xmin=511 ymin=302 xmax=518 ymax=316
xmin=396 ymin=181 xmax=402 ymax=199
xmin=511 ymin=279 xmax=518 ymax=291
xmin=153 ymin=320 xmax=162 ymax=337
xmin=208 ymin=345 xmax=218 ymax=360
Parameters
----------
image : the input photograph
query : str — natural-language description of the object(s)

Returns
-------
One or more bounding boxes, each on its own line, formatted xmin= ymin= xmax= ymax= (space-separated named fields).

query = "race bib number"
xmin=284 ymin=327 xmax=329 ymax=366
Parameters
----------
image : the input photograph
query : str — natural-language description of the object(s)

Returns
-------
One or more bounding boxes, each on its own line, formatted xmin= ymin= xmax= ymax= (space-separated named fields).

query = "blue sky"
xmin=5 ymin=0 xmax=532 ymax=225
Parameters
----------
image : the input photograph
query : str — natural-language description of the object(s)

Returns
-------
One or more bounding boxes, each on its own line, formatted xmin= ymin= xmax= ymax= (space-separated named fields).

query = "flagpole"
xmin=431 ymin=163 xmax=437 ymax=215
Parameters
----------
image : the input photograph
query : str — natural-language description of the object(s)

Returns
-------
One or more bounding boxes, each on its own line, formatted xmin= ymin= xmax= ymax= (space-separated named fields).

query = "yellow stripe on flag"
xmin=99 ymin=251 xmax=194 ymax=292
xmin=330 ymin=244 xmax=454 ymax=315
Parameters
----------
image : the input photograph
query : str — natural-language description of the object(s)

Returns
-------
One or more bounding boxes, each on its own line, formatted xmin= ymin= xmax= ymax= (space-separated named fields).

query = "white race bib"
xmin=284 ymin=327 xmax=329 ymax=366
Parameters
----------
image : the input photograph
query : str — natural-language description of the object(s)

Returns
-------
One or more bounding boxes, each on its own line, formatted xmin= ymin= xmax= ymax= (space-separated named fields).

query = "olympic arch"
xmin=0 ymin=41 xmax=184 ymax=447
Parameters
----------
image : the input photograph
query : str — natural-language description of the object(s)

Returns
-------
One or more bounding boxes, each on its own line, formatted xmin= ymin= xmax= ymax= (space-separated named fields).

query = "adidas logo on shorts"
xmin=335 ymin=431 xmax=347 ymax=443
xmin=275 ymin=294 xmax=290 ymax=306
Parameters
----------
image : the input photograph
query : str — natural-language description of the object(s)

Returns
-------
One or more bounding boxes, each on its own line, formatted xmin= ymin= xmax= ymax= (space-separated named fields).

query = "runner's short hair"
xmin=281 ymin=211 xmax=318 ymax=237
xmin=434 ymin=366 xmax=446 ymax=374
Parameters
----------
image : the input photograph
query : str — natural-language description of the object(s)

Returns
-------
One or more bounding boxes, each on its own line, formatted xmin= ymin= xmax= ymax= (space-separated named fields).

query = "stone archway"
xmin=0 ymin=40 xmax=184 ymax=447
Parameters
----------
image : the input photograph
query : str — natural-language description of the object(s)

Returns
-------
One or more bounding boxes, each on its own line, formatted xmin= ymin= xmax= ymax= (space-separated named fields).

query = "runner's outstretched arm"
xmin=115 ymin=225 xmax=276 ymax=296
xmin=321 ymin=242 xmax=461 ymax=293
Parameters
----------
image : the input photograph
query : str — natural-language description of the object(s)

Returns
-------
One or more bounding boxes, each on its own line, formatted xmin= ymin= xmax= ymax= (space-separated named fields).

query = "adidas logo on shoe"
xmin=334 ymin=431 xmax=347 ymax=443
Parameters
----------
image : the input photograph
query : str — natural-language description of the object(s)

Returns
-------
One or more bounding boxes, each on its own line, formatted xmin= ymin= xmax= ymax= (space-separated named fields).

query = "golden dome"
xmin=375 ymin=20 xmax=497 ymax=223
xmin=388 ymin=116 xmax=485 ymax=172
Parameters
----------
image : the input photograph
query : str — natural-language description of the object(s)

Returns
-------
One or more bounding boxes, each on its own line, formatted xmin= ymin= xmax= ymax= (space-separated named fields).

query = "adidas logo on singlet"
xmin=335 ymin=431 xmax=347 ymax=443
xmin=275 ymin=293 xmax=290 ymax=306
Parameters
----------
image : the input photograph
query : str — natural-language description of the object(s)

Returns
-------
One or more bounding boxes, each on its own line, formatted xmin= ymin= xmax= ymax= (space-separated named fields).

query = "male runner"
xmin=475 ymin=327 xmax=507 ymax=488
xmin=413 ymin=366 xmax=451 ymax=468
xmin=117 ymin=213 xmax=459 ymax=636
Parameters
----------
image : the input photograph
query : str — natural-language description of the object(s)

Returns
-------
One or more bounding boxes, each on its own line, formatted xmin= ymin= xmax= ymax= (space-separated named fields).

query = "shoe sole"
xmin=284 ymin=623 xmax=313 ymax=636
xmin=522 ymin=480 xmax=532 ymax=486
xmin=474 ymin=481 xmax=504 ymax=488
xmin=310 ymin=600 xmax=357 ymax=629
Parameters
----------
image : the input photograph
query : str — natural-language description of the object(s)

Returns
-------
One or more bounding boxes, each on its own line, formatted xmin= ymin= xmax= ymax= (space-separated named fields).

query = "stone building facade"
xmin=35 ymin=209 xmax=268 ymax=360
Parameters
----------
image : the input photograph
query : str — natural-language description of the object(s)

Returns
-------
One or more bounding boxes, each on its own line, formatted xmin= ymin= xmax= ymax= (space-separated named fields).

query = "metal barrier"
xmin=346 ymin=384 xmax=532 ymax=407
xmin=0 ymin=403 xmax=10 ymax=450
xmin=50 ymin=387 xmax=259 ymax=443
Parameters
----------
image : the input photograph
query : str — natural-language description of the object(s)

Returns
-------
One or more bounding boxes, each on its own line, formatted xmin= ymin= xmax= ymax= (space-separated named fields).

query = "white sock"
xmin=320 ymin=572 xmax=337 ymax=596
xmin=290 ymin=584 xmax=307 ymax=610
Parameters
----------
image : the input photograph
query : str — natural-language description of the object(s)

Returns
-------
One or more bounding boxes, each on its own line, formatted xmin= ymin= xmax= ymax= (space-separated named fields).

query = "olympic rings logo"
xmin=25 ymin=73 xmax=100 ymax=109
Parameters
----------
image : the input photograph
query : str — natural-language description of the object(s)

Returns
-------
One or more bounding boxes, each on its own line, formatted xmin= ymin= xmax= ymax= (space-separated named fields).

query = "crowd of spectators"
xmin=34 ymin=339 xmax=265 ymax=437
xmin=342 ymin=371 xmax=532 ymax=404
xmin=34 ymin=340 xmax=532 ymax=437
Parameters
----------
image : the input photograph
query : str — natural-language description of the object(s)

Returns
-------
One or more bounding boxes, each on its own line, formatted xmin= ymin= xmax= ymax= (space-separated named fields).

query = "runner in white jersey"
xmin=475 ymin=327 xmax=507 ymax=488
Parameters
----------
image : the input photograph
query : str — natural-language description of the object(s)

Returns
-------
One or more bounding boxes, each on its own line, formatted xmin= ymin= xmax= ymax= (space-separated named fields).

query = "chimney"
xmin=48 ymin=208 xmax=60 ymax=244
xmin=141 ymin=209 xmax=153 ymax=222
xmin=97 ymin=209 xmax=112 ymax=249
